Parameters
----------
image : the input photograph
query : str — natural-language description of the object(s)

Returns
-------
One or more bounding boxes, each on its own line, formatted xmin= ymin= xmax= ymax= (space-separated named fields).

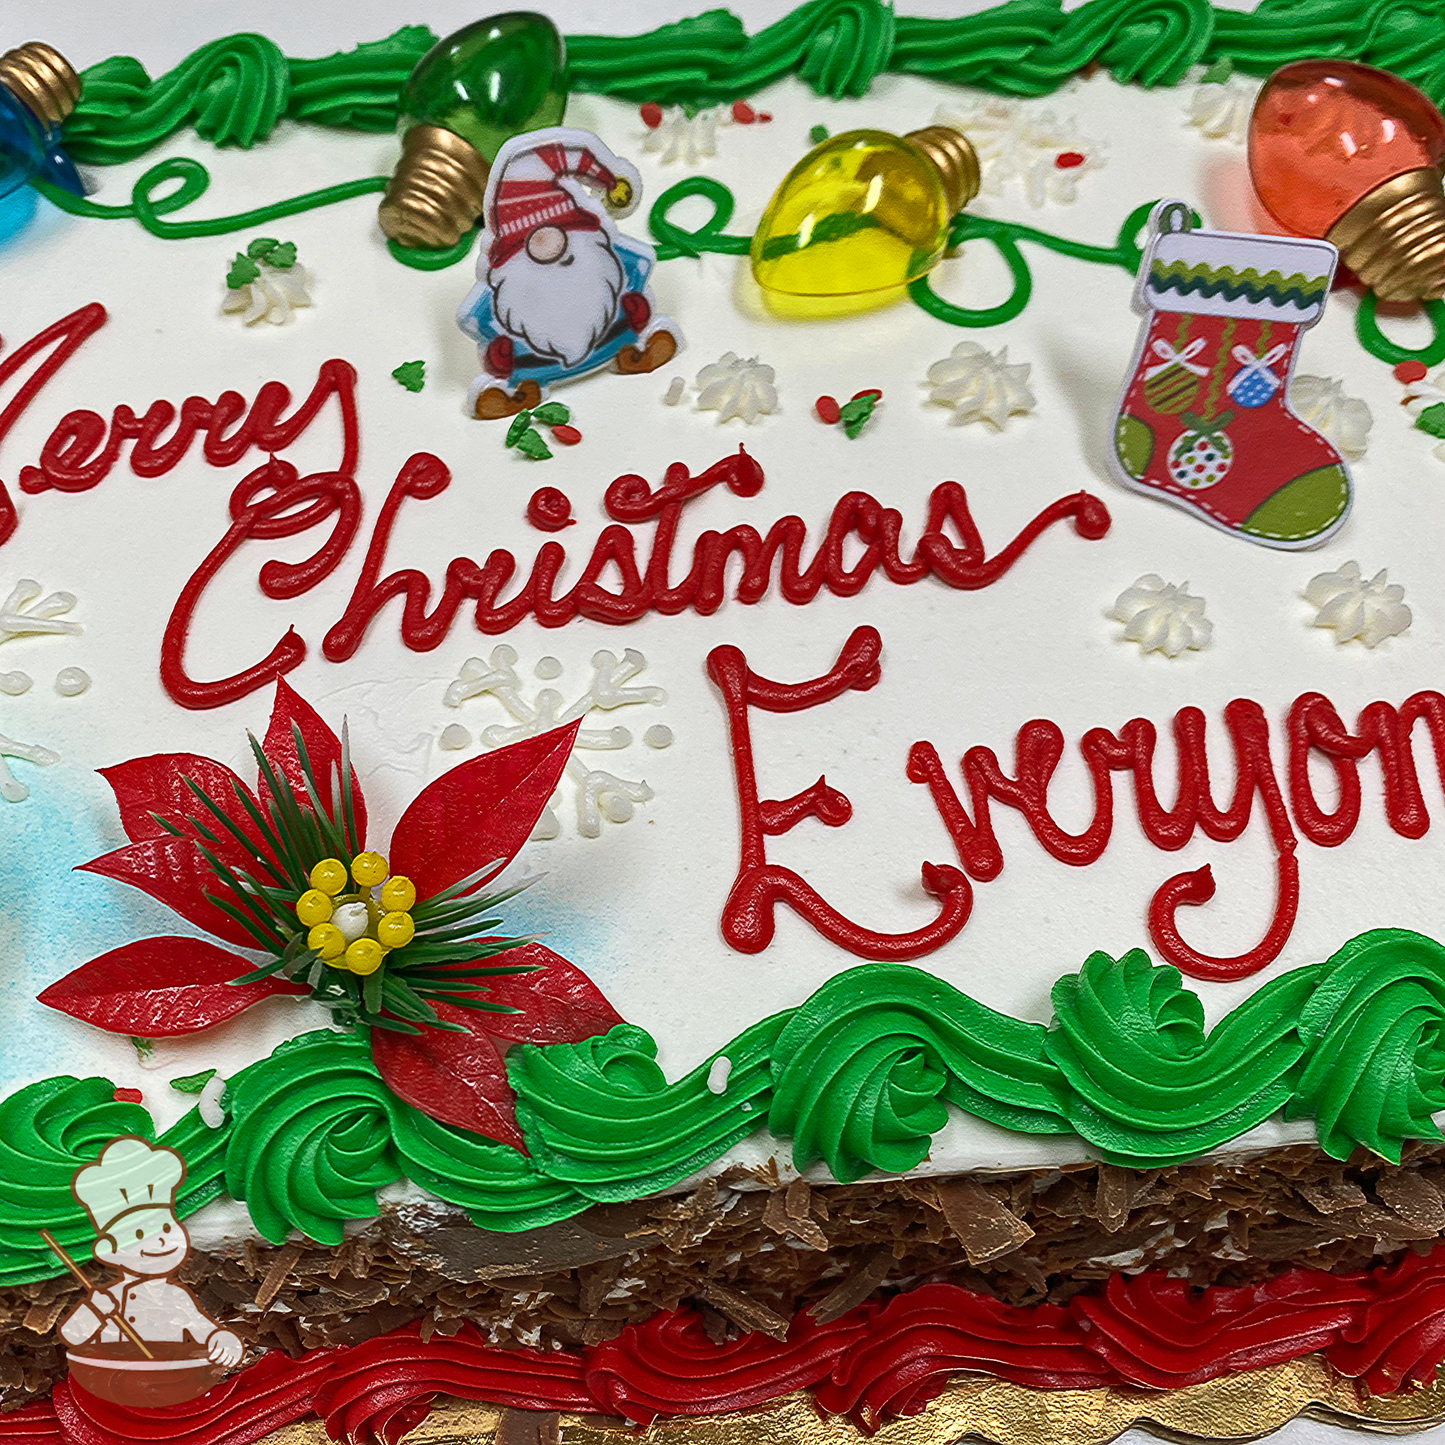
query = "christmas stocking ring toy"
xmin=1110 ymin=200 xmax=1352 ymax=549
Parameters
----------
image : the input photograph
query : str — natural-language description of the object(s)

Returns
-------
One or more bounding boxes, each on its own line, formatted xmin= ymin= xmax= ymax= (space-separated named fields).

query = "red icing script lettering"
xmin=710 ymin=634 xmax=1445 ymax=979
xmin=707 ymin=626 xmax=973 ymax=960
xmin=0 ymin=304 xmax=108 ymax=544
xmin=322 ymin=448 xmax=1111 ymax=660
xmin=161 ymin=461 xmax=361 ymax=709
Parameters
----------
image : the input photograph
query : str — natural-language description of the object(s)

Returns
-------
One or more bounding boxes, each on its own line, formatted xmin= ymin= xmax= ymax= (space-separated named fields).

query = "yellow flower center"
xmin=301 ymin=854 xmax=416 ymax=974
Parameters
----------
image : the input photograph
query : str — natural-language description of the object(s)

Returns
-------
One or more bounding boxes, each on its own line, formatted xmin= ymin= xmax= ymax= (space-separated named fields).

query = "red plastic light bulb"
xmin=1248 ymin=60 xmax=1445 ymax=302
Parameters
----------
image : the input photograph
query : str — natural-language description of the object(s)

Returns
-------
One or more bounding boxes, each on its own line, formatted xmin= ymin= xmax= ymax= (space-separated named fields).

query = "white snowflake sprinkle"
xmin=695 ymin=353 xmax=778 ymax=424
xmin=1108 ymin=575 xmax=1212 ymax=658
xmin=0 ymin=729 xmax=60 ymax=802
xmin=0 ymin=579 xmax=81 ymax=645
xmin=934 ymin=99 xmax=1103 ymax=206
xmin=643 ymin=105 xmax=725 ymax=165
xmin=444 ymin=646 xmax=670 ymax=838
xmin=223 ymin=262 xmax=311 ymax=326
xmin=1187 ymin=73 xmax=1259 ymax=143
xmin=1289 ymin=375 xmax=1372 ymax=462
xmin=1305 ymin=561 xmax=1411 ymax=648
xmin=926 ymin=342 xmax=1035 ymax=430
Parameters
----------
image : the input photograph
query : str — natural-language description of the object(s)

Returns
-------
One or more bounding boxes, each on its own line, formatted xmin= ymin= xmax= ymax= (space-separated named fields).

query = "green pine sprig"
xmin=166 ymin=723 xmax=534 ymax=1034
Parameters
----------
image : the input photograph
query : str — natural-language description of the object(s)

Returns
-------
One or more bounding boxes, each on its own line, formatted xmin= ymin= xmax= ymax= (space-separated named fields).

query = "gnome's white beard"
xmin=491 ymin=228 xmax=625 ymax=368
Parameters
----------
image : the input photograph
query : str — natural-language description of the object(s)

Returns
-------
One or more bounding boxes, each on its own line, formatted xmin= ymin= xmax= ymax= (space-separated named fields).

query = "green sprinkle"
xmin=505 ymin=410 xmax=535 ymax=447
xmin=130 ymin=1036 xmax=155 ymax=1060
xmin=392 ymin=360 xmax=426 ymax=393
xmin=1200 ymin=57 xmax=1233 ymax=84
xmin=809 ymin=124 xmax=829 ymax=144
xmin=839 ymin=393 xmax=879 ymax=438
xmin=531 ymin=401 xmax=571 ymax=426
xmin=171 ymin=1069 xmax=217 ymax=1094
xmin=514 ymin=427 xmax=553 ymax=460
xmin=1416 ymin=402 xmax=1445 ymax=439
xmin=266 ymin=241 xmax=298 ymax=269
xmin=246 ymin=236 xmax=279 ymax=260
xmin=226 ymin=252 xmax=260 ymax=289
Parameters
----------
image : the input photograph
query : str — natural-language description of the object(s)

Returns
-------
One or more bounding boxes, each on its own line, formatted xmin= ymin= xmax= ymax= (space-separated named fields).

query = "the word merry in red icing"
xmin=711 ymin=629 xmax=1445 ymax=980
xmin=0 ymin=305 xmax=359 ymax=547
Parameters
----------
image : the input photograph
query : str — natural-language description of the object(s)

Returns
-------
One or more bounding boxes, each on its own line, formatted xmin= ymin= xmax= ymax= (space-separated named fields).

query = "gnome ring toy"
xmin=457 ymin=126 xmax=683 ymax=419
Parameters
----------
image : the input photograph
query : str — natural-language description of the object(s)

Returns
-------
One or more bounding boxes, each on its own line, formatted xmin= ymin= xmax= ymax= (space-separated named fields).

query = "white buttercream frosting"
xmin=1289 ymin=375 xmax=1372 ymax=461
xmin=1108 ymin=575 xmax=1213 ymax=658
xmin=1305 ymin=561 xmax=1412 ymax=648
xmin=695 ymin=352 xmax=779 ymax=423
xmin=926 ymin=342 xmax=1035 ymax=430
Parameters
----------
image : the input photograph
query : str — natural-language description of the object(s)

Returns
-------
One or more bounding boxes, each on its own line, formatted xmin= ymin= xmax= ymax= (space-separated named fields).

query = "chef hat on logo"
xmin=72 ymin=1136 xmax=185 ymax=1237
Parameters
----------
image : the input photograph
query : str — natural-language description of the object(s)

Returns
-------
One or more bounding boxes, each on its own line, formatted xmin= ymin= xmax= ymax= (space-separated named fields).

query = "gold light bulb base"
xmin=0 ymin=42 xmax=80 ymax=129
xmin=378 ymin=124 xmax=491 ymax=250
xmin=904 ymin=124 xmax=981 ymax=215
xmin=1327 ymin=167 xmax=1445 ymax=304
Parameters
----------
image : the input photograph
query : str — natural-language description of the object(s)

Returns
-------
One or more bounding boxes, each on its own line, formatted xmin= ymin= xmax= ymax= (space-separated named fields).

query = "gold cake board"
xmin=263 ymin=1356 xmax=1445 ymax=1444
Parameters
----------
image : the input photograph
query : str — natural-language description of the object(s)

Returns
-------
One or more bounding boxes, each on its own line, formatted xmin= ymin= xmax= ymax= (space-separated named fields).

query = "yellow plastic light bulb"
xmin=377 ymin=911 xmax=416 ymax=949
xmin=380 ymin=875 xmax=417 ymax=912
xmin=350 ymin=851 xmax=388 ymax=888
xmin=310 ymin=857 xmax=349 ymax=896
xmin=750 ymin=125 xmax=979 ymax=310
xmin=295 ymin=889 xmax=334 ymax=927
xmin=309 ymin=922 xmax=347 ymax=963
xmin=345 ymin=938 xmax=386 ymax=975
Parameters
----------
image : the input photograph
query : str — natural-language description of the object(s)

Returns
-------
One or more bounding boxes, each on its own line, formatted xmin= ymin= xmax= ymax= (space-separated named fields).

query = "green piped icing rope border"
xmin=38 ymin=0 xmax=1445 ymax=277
xmin=5 ymin=927 xmax=1445 ymax=1287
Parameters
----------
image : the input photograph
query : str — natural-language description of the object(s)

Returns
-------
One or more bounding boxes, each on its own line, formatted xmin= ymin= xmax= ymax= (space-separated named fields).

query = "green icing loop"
xmin=1355 ymin=292 xmax=1445 ymax=368
xmin=36 ymin=160 xmax=386 ymax=242
xmin=908 ymin=199 xmax=1161 ymax=329
xmin=650 ymin=176 xmax=753 ymax=262
xmin=388 ymin=228 xmax=479 ymax=271
xmin=9 ymin=931 xmax=1445 ymax=1285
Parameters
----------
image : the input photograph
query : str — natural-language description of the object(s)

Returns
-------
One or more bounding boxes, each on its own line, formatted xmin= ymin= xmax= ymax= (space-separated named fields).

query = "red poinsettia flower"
xmin=38 ymin=680 xmax=622 ymax=1150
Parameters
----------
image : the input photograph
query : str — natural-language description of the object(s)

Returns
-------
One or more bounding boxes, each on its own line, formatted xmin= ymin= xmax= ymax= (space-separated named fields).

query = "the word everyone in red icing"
xmin=709 ymin=630 xmax=1445 ymax=980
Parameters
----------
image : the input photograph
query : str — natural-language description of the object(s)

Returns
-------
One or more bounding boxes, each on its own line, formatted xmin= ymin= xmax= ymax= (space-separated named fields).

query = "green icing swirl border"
xmin=60 ymin=0 xmax=1445 ymax=164
xmin=6 ymin=928 xmax=1445 ymax=1287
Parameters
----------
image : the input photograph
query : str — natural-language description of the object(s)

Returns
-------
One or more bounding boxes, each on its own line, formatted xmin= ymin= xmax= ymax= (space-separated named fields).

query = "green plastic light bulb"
xmin=402 ymin=13 xmax=567 ymax=163
xmin=380 ymin=12 xmax=568 ymax=250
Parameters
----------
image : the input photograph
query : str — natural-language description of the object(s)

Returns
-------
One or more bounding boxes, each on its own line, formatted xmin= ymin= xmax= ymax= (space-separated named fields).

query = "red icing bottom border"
xmin=7 ymin=1246 xmax=1445 ymax=1442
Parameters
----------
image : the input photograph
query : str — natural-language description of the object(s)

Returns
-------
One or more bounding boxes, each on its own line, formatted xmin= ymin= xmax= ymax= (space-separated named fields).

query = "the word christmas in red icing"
xmin=710 ymin=631 xmax=1445 ymax=980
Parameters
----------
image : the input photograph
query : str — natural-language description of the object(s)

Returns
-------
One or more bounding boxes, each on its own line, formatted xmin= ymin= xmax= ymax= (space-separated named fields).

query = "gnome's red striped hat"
xmin=488 ymin=139 xmax=620 ymax=267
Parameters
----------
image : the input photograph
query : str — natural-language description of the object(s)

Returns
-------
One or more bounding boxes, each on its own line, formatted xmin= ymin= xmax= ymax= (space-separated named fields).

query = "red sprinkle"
xmin=850 ymin=388 xmax=883 ymax=403
xmin=757 ymin=112 xmax=772 ymax=123
xmin=640 ymin=102 xmax=664 ymax=130
xmin=113 ymin=1088 xmax=144 ymax=1103
xmin=1055 ymin=151 xmax=1086 ymax=169
xmin=551 ymin=424 xmax=582 ymax=446
xmin=526 ymin=486 xmax=576 ymax=531
xmin=1395 ymin=360 xmax=1428 ymax=384
xmin=732 ymin=100 xmax=757 ymax=124
xmin=815 ymin=395 xmax=841 ymax=425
